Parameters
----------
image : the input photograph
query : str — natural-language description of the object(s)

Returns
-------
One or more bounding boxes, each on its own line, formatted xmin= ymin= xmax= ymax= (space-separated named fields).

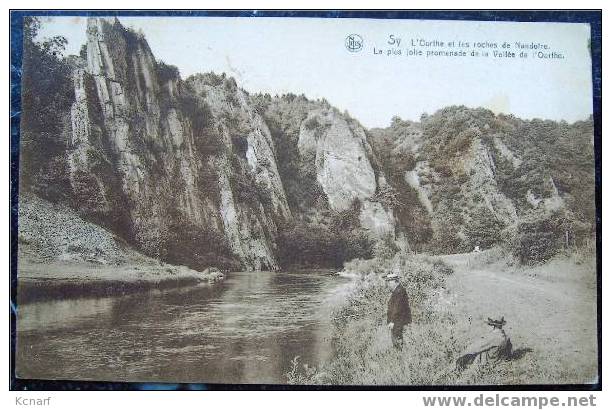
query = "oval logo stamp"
xmin=345 ymin=34 xmax=363 ymax=52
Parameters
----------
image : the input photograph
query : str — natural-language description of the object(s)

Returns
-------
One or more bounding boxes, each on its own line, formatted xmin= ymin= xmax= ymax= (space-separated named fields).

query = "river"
xmin=16 ymin=271 xmax=352 ymax=384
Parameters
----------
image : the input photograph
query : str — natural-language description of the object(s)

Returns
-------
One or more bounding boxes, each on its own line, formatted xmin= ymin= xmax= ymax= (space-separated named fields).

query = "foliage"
xmin=412 ymin=106 xmax=594 ymax=259
xmin=264 ymin=112 xmax=328 ymax=214
xmin=373 ymin=233 xmax=400 ymax=260
xmin=509 ymin=209 xmax=593 ymax=265
xmin=20 ymin=17 xmax=74 ymax=200
xmin=277 ymin=200 xmax=374 ymax=269
xmin=368 ymin=120 xmax=432 ymax=248
xmin=303 ymin=116 xmax=320 ymax=131
xmin=287 ymin=253 xmax=458 ymax=385
xmin=464 ymin=206 xmax=506 ymax=249
xmin=161 ymin=217 xmax=238 ymax=271
xmin=177 ymin=93 xmax=213 ymax=133
xmin=231 ymin=134 xmax=249 ymax=158
xmin=156 ymin=61 xmax=180 ymax=83
xmin=276 ymin=220 xmax=373 ymax=269
xmin=230 ymin=173 xmax=273 ymax=210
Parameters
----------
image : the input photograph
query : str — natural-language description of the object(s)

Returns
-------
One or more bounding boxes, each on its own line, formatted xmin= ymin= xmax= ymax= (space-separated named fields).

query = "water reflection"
xmin=17 ymin=271 xmax=350 ymax=384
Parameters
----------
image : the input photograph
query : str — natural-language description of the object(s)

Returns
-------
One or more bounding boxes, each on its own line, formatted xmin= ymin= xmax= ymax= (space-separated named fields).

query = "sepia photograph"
xmin=11 ymin=10 xmax=600 ymax=388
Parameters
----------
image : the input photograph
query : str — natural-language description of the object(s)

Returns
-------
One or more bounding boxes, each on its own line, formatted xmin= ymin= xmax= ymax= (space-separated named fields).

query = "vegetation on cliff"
xmin=18 ymin=17 xmax=596 ymax=272
xmin=370 ymin=107 xmax=595 ymax=263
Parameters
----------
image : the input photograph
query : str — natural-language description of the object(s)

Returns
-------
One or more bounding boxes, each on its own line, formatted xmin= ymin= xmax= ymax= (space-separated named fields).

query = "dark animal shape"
xmin=455 ymin=353 xmax=477 ymax=371
xmin=510 ymin=347 xmax=533 ymax=360
xmin=455 ymin=337 xmax=517 ymax=371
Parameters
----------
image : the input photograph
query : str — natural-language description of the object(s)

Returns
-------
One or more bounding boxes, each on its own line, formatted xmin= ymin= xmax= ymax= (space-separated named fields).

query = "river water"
xmin=16 ymin=271 xmax=352 ymax=384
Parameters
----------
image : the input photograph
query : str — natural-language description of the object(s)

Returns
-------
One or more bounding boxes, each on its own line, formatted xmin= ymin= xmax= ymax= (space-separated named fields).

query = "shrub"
xmin=276 ymin=217 xmax=373 ymax=269
xmin=194 ymin=130 xmax=224 ymax=158
xmin=20 ymin=17 xmax=74 ymax=197
xmin=231 ymin=134 xmax=249 ymax=158
xmin=156 ymin=61 xmax=180 ymax=83
xmin=177 ymin=94 xmax=213 ymax=133
xmin=464 ymin=206 xmax=506 ymax=249
xmin=515 ymin=230 xmax=557 ymax=265
xmin=508 ymin=209 xmax=589 ymax=265
xmin=304 ymin=116 xmax=320 ymax=131
xmin=374 ymin=234 xmax=400 ymax=260
xmin=286 ymin=253 xmax=458 ymax=385
xmin=162 ymin=220 xmax=237 ymax=271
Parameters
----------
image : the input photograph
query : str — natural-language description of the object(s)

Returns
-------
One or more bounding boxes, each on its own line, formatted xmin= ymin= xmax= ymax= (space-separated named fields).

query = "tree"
xmin=20 ymin=17 xmax=74 ymax=201
xmin=465 ymin=206 xmax=506 ymax=249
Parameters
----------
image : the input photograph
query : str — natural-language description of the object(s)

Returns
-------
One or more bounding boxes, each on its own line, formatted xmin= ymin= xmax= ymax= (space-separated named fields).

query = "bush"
xmin=286 ymin=253 xmax=458 ymax=385
xmin=464 ymin=206 xmax=506 ymax=249
xmin=510 ymin=209 xmax=587 ymax=265
xmin=276 ymin=218 xmax=373 ymax=269
xmin=156 ymin=61 xmax=180 ymax=83
xmin=177 ymin=94 xmax=213 ymax=134
xmin=374 ymin=234 xmax=400 ymax=260
xmin=515 ymin=230 xmax=557 ymax=265
xmin=231 ymin=134 xmax=249 ymax=158
xmin=20 ymin=17 xmax=74 ymax=197
xmin=162 ymin=220 xmax=238 ymax=271
xmin=303 ymin=116 xmax=320 ymax=131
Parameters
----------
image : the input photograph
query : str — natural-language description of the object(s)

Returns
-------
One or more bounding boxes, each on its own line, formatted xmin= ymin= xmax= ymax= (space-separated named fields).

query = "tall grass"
xmin=286 ymin=249 xmax=597 ymax=385
xmin=286 ymin=252 xmax=462 ymax=385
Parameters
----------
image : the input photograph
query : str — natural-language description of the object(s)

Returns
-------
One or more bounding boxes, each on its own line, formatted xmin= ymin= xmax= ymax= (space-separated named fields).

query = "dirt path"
xmin=440 ymin=252 xmax=598 ymax=384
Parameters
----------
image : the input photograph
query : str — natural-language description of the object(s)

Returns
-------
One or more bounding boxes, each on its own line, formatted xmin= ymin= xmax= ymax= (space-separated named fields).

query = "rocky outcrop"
xmin=295 ymin=108 xmax=396 ymax=238
xmin=63 ymin=17 xmax=292 ymax=270
xmin=369 ymin=106 xmax=595 ymax=253
xmin=464 ymin=138 xmax=518 ymax=227
xmin=404 ymin=164 xmax=433 ymax=215
xmin=21 ymin=19 xmax=594 ymax=269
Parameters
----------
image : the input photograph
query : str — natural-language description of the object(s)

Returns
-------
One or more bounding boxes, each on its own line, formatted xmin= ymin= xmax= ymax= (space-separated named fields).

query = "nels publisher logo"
xmin=345 ymin=34 xmax=363 ymax=52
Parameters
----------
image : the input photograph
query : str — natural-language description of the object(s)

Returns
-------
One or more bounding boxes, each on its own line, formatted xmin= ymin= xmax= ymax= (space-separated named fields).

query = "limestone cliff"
xmin=61 ymin=18 xmax=292 ymax=270
xmin=262 ymin=96 xmax=398 ymax=241
xmin=23 ymin=17 xmax=401 ymax=271
xmin=20 ymin=18 xmax=594 ymax=269
xmin=369 ymin=107 xmax=595 ymax=253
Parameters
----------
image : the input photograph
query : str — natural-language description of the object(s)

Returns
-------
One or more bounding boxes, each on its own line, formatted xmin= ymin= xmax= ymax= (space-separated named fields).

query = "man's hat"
xmin=486 ymin=316 xmax=506 ymax=328
xmin=384 ymin=273 xmax=400 ymax=281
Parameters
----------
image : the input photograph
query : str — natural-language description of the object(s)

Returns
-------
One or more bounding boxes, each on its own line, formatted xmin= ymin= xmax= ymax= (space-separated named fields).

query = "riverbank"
xmin=287 ymin=252 xmax=458 ymax=385
xmin=17 ymin=194 xmax=224 ymax=302
xmin=287 ymin=248 xmax=597 ymax=385
xmin=17 ymin=259 xmax=224 ymax=302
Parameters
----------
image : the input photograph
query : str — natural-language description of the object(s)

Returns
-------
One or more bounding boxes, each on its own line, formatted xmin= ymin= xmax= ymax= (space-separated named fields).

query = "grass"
xmin=286 ymin=252 xmax=462 ymax=385
xmin=286 ymin=247 xmax=597 ymax=385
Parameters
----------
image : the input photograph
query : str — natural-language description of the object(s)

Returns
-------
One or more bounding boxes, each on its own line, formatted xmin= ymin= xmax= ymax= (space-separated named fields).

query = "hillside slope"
xmin=19 ymin=17 xmax=595 ymax=271
xmin=370 ymin=108 xmax=595 ymax=258
xmin=18 ymin=194 xmax=222 ymax=301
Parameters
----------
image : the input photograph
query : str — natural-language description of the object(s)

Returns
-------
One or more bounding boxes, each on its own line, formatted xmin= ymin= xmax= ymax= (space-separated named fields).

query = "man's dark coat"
xmin=387 ymin=283 xmax=412 ymax=333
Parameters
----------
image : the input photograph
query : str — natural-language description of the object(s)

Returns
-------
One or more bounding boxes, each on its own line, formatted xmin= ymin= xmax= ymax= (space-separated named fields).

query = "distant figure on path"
xmin=385 ymin=273 xmax=412 ymax=349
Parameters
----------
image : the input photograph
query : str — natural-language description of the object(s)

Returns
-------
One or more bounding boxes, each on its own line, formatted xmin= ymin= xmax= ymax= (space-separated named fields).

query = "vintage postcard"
xmin=13 ymin=13 xmax=598 ymax=386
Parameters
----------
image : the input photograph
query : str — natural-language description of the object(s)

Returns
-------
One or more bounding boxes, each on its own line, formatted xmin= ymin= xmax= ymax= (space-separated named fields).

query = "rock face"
xmin=464 ymin=137 xmax=518 ymax=227
xmin=62 ymin=18 xmax=293 ymax=270
xmin=20 ymin=18 xmax=595 ymax=268
xmin=22 ymin=17 xmax=399 ymax=271
xmin=369 ymin=106 xmax=595 ymax=253
xmin=296 ymin=108 xmax=395 ymax=238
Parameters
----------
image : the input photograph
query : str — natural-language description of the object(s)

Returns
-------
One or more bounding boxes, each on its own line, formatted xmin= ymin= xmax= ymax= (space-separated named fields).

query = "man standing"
xmin=385 ymin=273 xmax=412 ymax=349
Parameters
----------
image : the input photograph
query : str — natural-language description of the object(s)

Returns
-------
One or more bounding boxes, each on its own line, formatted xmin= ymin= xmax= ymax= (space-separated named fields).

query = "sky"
xmin=36 ymin=16 xmax=593 ymax=128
